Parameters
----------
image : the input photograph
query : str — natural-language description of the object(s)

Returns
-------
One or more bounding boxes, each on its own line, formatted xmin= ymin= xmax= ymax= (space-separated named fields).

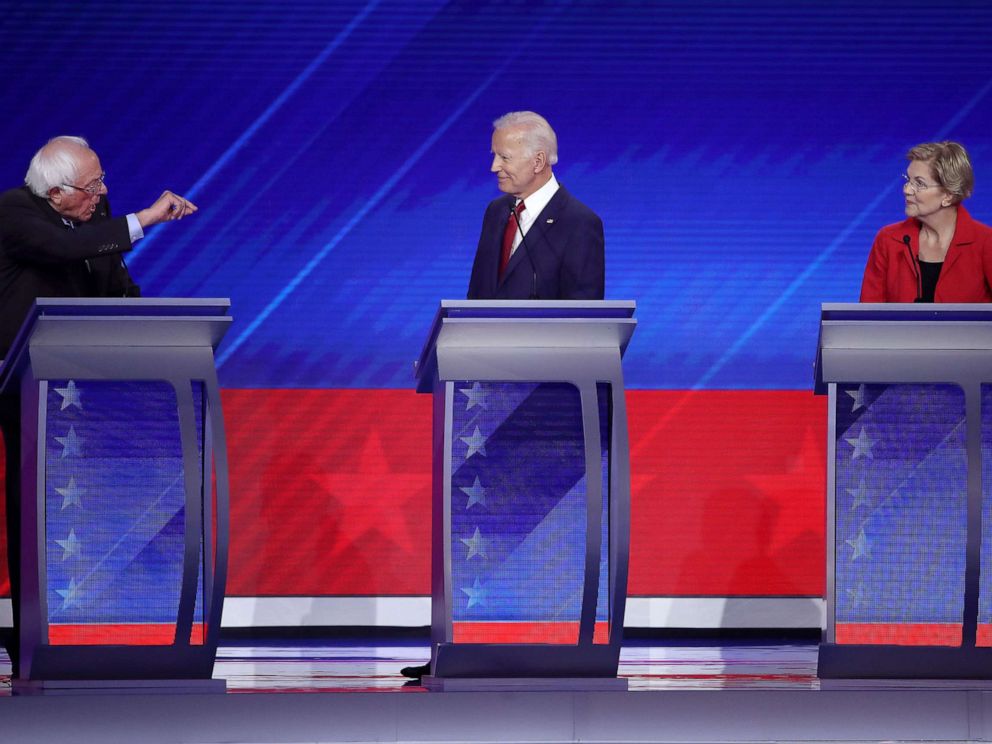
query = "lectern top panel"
xmin=440 ymin=299 xmax=636 ymax=319
xmin=0 ymin=298 xmax=233 ymax=394
xmin=815 ymin=302 xmax=992 ymax=393
xmin=33 ymin=298 xmax=231 ymax=317
xmin=415 ymin=300 xmax=637 ymax=391
xmin=822 ymin=302 xmax=992 ymax=323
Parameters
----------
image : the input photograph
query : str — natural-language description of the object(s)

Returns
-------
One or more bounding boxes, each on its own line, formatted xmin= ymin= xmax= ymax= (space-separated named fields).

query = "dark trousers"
xmin=1 ymin=394 xmax=19 ymax=677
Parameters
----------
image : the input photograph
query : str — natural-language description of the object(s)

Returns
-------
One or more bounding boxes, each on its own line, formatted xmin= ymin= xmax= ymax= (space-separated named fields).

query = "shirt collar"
xmin=516 ymin=173 xmax=559 ymax=218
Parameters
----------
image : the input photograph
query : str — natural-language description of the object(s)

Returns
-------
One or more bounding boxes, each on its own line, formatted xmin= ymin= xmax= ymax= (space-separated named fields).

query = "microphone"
xmin=510 ymin=204 xmax=539 ymax=299
xmin=902 ymin=234 xmax=922 ymax=303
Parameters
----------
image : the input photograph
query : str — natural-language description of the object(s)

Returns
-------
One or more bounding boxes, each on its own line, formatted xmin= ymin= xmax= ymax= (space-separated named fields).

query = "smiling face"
xmin=903 ymin=159 xmax=952 ymax=220
xmin=490 ymin=126 xmax=550 ymax=199
xmin=48 ymin=147 xmax=107 ymax=222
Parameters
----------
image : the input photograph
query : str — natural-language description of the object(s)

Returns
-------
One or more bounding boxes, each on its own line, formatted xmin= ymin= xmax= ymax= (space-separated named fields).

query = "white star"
xmin=845 ymin=582 xmax=869 ymax=607
xmin=460 ymin=426 xmax=487 ymax=458
xmin=56 ymin=477 xmax=83 ymax=510
xmin=56 ymin=577 xmax=82 ymax=609
xmin=461 ymin=527 xmax=486 ymax=560
xmin=846 ymin=528 xmax=871 ymax=560
xmin=844 ymin=427 xmax=875 ymax=460
xmin=459 ymin=382 xmax=487 ymax=410
xmin=846 ymin=477 xmax=871 ymax=510
xmin=54 ymin=380 xmax=82 ymax=411
xmin=460 ymin=477 xmax=488 ymax=509
xmin=56 ymin=529 xmax=81 ymax=561
xmin=461 ymin=577 xmax=487 ymax=608
xmin=845 ymin=385 xmax=867 ymax=412
xmin=55 ymin=426 xmax=82 ymax=458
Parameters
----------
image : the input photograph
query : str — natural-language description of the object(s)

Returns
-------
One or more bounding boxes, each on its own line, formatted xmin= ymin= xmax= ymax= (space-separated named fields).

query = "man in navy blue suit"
xmin=403 ymin=113 xmax=605 ymax=682
xmin=467 ymin=111 xmax=604 ymax=301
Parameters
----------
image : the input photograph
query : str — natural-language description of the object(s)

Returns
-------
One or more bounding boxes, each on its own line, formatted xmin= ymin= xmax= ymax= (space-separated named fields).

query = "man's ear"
xmin=533 ymin=151 xmax=547 ymax=172
xmin=48 ymin=187 xmax=64 ymax=206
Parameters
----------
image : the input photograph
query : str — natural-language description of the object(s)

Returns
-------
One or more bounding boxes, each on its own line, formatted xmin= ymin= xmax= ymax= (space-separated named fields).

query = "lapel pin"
xmin=546 ymin=218 xmax=554 ymax=224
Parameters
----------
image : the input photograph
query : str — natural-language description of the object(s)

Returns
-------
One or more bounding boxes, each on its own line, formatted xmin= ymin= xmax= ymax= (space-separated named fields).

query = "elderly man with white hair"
xmin=0 ymin=135 xmax=196 ymax=678
xmin=467 ymin=111 xmax=605 ymax=301
xmin=0 ymin=135 xmax=197 ymax=358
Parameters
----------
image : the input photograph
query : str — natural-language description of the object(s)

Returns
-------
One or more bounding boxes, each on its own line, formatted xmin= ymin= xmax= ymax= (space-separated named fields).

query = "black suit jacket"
xmin=0 ymin=186 xmax=139 ymax=357
xmin=466 ymin=185 xmax=605 ymax=300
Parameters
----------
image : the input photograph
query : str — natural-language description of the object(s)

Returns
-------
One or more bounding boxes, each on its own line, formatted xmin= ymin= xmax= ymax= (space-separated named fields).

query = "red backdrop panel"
xmin=0 ymin=389 xmax=826 ymax=601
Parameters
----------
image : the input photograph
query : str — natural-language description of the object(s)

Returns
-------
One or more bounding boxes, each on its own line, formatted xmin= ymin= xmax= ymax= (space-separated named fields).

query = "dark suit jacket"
xmin=0 ymin=186 xmax=140 ymax=357
xmin=467 ymin=185 xmax=605 ymax=300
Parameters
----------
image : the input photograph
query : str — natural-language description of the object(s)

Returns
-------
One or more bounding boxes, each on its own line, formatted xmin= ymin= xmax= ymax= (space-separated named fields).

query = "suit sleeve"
xmin=467 ymin=201 xmax=500 ymax=300
xmin=0 ymin=192 xmax=132 ymax=266
xmin=88 ymin=254 xmax=141 ymax=297
xmin=859 ymin=229 xmax=889 ymax=302
xmin=559 ymin=208 xmax=605 ymax=300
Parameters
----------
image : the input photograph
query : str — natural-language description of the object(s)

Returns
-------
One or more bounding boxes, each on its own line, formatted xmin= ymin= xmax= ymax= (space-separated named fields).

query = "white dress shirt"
xmin=510 ymin=173 xmax=560 ymax=257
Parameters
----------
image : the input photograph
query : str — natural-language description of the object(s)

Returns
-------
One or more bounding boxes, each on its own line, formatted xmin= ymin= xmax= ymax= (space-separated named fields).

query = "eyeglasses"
xmin=902 ymin=173 xmax=938 ymax=194
xmin=61 ymin=172 xmax=106 ymax=195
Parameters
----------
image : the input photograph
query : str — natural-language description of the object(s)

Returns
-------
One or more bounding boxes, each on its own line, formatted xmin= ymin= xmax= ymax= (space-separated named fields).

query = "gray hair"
xmin=493 ymin=111 xmax=558 ymax=166
xmin=24 ymin=135 xmax=91 ymax=197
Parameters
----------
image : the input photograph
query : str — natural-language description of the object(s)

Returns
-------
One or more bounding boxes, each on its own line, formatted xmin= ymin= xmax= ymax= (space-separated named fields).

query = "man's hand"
xmin=136 ymin=191 xmax=198 ymax=228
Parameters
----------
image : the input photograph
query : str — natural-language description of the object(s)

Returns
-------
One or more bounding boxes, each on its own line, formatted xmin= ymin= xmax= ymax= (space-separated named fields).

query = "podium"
xmin=0 ymin=298 xmax=232 ymax=688
xmin=415 ymin=300 xmax=636 ymax=688
xmin=815 ymin=302 xmax=992 ymax=678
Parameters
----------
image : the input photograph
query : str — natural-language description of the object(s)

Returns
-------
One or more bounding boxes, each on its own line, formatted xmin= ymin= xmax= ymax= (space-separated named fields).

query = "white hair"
xmin=493 ymin=111 xmax=558 ymax=165
xmin=24 ymin=135 xmax=91 ymax=197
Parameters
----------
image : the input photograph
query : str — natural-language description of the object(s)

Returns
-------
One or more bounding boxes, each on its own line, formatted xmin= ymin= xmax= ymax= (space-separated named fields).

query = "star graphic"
xmin=313 ymin=430 xmax=431 ymax=561
xmin=844 ymin=427 xmax=875 ymax=460
xmin=459 ymin=382 xmax=487 ymax=411
xmin=742 ymin=425 xmax=825 ymax=555
xmin=461 ymin=577 xmax=487 ymax=608
xmin=846 ymin=477 xmax=871 ymax=510
xmin=56 ymin=477 xmax=83 ymax=510
xmin=460 ymin=426 xmax=487 ymax=458
xmin=845 ymin=581 xmax=869 ymax=608
xmin=56 ymin=529 xmax=81 ymax=561
xmin=54 ymin=380 xmax=82 ymax=411
xmin=845 ymin=385 xmax=867 ymax=412
xmin=460 ymin=476 xmax=488 ymax=509
xmin=461 ymin=527 xmax=486 ymax=559
xmin=846 ymin=528 xmax=871 ymax=560
xmin=56 ymin=577 xmax=82 ymax=610
xmin=55 ymin=426 xmax=82 ymax=458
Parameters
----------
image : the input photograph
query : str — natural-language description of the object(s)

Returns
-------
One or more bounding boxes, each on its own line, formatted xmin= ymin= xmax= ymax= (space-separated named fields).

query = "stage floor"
xmin=2 ymin=637 xmax=992 ymax=743
xmin=0 ymin=636 xmax=822 ymax=694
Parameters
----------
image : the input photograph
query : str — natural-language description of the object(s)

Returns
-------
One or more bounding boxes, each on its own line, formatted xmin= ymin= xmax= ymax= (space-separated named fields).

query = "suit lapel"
xmin=943 ymin=206 xmax=977 ymax=277
xmin=498 ymin=187 xmax=569 ymax=286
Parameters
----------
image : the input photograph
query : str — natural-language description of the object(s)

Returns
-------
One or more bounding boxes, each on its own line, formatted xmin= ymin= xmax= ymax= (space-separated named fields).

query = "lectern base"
xmin=422 ymin=675 xmax=627 ymax=692
xmin=819 ymin=642 xmax=992 ymax=679
xmin=12 ymin=677 xmax=227 ymax=695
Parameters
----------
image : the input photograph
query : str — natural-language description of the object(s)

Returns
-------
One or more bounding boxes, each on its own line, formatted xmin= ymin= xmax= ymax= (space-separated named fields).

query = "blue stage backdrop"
xmin=2 ymin=1 xmax=992 ymax=615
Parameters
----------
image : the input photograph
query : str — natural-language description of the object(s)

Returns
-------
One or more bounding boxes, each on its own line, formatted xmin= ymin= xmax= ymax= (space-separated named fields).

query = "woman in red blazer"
xmin=860 ymin=141 xmax=992 ymax=303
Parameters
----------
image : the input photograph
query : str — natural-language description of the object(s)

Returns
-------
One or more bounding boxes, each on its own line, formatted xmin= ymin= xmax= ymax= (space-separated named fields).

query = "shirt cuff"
xmin=126 ymin=213 xmax=144 ymax=243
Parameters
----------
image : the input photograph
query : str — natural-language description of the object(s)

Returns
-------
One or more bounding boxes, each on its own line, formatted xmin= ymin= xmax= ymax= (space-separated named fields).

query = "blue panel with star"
xmin=449 ymin=381 xmax=612 ymax=625
xmin=834 ymin=384 xmax=967 ymax=630
xmin=44 ymin=380 xmax=205 ymax=629
xmin=978 ymin=385 xmax=992 ymax=636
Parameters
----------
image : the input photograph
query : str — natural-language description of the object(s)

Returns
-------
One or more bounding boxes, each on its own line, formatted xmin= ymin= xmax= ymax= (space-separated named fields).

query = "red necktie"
xmin=498 ymin=201 xmax=526 ymax=281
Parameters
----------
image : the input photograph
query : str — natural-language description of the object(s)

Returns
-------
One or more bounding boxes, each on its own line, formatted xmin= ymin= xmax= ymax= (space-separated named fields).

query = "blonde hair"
xmin=906 ymin=141 xmax=974 ymax=203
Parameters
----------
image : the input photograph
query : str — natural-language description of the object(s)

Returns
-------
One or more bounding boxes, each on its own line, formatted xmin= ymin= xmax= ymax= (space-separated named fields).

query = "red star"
xmin=313 ymin=429 xmax=431 ymax=559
